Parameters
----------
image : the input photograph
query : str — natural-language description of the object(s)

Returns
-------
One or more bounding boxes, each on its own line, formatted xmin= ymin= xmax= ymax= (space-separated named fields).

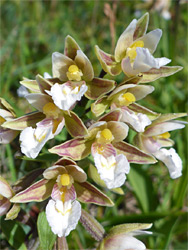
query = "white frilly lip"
xmin=153 ymin=148 xmax=182 ymax=179
xmin=46 ymin=83 xmax=88 ymax=111
xmin=46 ymin=199 xmax=81 ymax=237
xmin=121 ymin=109 xmax=151 ymax=132
xmin=94 ymin=153 xmax=130 ymax=189
xmin=20 ymin=118 xmax=64 ymax=159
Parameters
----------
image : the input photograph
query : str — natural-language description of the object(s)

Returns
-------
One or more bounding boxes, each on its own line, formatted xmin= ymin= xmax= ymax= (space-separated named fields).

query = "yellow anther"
xmin=119 ymin=92 xmax=136 ymax=106
xmin=68 ymin=65 xmax=79 ymax=73
xmin=43 ymin=102 xmax=60 ymax=119
xmin=96 ymin=128 xmax=114 ymax=144
xmin=159 ymin=132 xmax=170 ymax=139
xmin=60 ymin=174 xmax=70 ymax=186
xmin=67 ymin=65 xmax=83 ymax=81
xmin=126 ymin=40 xmax=144 ymax=62
xmin=0 ymin=116 xmax=6 ymax=125
xmin=130 ymin=40 xmax=144 ymax=49
xmin=101 ymin=129 xmax=113 ymax=141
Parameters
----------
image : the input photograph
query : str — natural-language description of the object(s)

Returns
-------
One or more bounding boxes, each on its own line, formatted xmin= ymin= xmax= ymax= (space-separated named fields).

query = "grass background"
xmin=0 ymin=0 xmax=187 ymax=249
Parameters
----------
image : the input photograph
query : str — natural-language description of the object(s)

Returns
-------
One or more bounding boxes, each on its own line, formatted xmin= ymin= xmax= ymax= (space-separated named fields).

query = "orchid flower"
xmin=99 ymin=223 xmax=152 ymax=250
xmin=95 ymin=13 xmax=182 ymax=82
xmin=19 ymin=94 xmax=65 ymax=158
xmin=92 ymin=82 xmax=158 ymax=132
xmin=47 ymin=35 xmax=115 ymax=110
xmin=43 ymin=160 xmax=86 ymax=237
xmin=135 ymin=113 xmax=187 ymax=178
xmin=49 ymin=110 xmax=157 ymax=189
xmin=10 ymin=158 xmax=113 ymax=236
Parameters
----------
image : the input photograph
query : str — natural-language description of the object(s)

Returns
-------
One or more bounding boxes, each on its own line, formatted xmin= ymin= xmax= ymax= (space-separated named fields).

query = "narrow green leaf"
xmin=128 ymin=165 xmax=158 ymax=212
xmin=37 ymin=211 xmax=57 ymax=250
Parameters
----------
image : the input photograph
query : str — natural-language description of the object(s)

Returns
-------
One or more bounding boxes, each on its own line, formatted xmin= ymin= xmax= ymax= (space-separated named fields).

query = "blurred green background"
xmin=0 ymin=0 xmax=187 ymax=249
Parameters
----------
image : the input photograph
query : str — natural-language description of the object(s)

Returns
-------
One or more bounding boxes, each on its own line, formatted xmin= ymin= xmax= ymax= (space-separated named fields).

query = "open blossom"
xmin=44 ymin=162 xmax=86 ymax=237
xmin=135 ymin=113 xmax=187 ymax=178
xmin=92 ymin=82 xmax=156 ymax=132
xmin=20 ymin=100 xmax=65 ymax=159
xmin=47 ymin=35 xmax=115 ymax=110
xmin=49 ymin=112 xmax=131 ymax=189
xmin=95 ymin=13 xmax=181 ymax=81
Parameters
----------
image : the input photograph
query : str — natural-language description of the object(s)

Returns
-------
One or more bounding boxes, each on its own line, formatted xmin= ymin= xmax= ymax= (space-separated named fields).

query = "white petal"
xmin=121 ymin=57 xmax=140 ymax=77
xmin=133 ymin=48 xmax=171 ymax=73
xmin=128 ymin=85 xmax=155 ymax=101
xmin=46 ymin=199 xmax=81 ymax=237
xmin=75 ymin=50 xmax=94 ymax=81
xmin=104 ymin=234 xmax=146 ymax=250
xmin=0 ymin=128 xmax=18 ymax=144
xmin=52 ymin=52 xmax=74 ymax=81
xmin=140 ymin=29 xmax=162 ymax=53
xmin=17 ymin=85 xmax=29 ymax=98
xmin=44 ymin=72 xmax=52 ymax=79
xmin=47 ymin=83 xmax=87 ymax=111
xmin=121 ymin=109 xmax=151 ymax=132
xmin=20 ymin=120 xmax=54 ymax=158
xmin=153 ymin=148 xmax=182 ymax=179
xmin=145 ymin=121 xmax=185 ymax=137
xmin=142 ymin=137 xmax=162 ymax=154
xmin=115 ymin=19 xmax=137 ymax=62
xmin=94 ymin=153 xmax=130 ymax=189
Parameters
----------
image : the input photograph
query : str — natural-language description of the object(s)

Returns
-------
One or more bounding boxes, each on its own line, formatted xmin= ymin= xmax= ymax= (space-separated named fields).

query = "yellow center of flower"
xmin=159 ymin=132 xmax=171 ymax=139
xmin=0 ymin=194 xmax=4 ymax=200
xmin=0 ymin=116 xmax=6 ymax=125
xmin=97 ymin=128 xmax=114 ymax=144
xmin=101 ymin=129 xmax=113 ymax=141
xmin=126 ymin=40 xmax=144 ymax=62
xmin=119 ymin=92 xmax=136 ymax=106
xmin=43 ymin=102 xmax=60 ymax=119
xmin=60 ymin=174 xmax=71 ymax=186
xmin=66 ymin=64 xmax=83 ymax=81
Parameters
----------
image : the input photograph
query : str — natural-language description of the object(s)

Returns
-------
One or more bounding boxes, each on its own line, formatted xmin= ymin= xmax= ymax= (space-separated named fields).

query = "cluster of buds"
xmin=0 ymin=13 xmax=186 ymax=249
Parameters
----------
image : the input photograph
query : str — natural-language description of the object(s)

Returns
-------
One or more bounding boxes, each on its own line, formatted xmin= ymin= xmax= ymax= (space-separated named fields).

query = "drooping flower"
xmin=95 ymin=13 xmax=182 ymax=82
xmin=134 ymin=113 xmax=187 ymax=178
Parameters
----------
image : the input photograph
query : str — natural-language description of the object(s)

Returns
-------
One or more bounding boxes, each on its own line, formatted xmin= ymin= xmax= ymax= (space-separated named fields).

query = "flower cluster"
xmin=0 ymin=13 xmax=186 ymax=249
